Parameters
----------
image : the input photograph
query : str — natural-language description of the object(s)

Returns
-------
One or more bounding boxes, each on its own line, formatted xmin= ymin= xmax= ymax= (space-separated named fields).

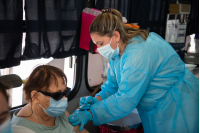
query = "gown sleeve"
xmin=95 ymin=62 xmax=118 ymax=100
xmin=90 ymin=50 xmax=153 ymax=126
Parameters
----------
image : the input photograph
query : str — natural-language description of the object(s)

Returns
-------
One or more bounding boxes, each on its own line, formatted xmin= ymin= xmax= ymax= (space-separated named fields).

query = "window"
xmin=0 ymin=32 xmax=77 ymax=108
xmin=87 ymin=53 xmax=103 ymax=88
xmin=0 ymin=0 xmax=80 ymax=108
xmin=1 ymin=56 xmax=77 ymax=108
xmin=86 ymin=53 xmax=109 ymax=91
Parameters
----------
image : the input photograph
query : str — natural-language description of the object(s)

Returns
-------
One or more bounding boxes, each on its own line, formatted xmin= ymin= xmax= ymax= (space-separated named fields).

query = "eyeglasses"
xmin=38 ymin=87 xmax=71 ymax=100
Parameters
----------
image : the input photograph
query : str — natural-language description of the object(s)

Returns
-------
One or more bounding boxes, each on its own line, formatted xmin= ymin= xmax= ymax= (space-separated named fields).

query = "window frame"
xmin=22 ymin=19 xmax=83 ymax=101
xmin=67 ymin=55 xmax=83 ymax=101
xmin=8 ymin=19 xmax=82 ymax=109
xmin=9 ymin=1 xmax=85 ymax=108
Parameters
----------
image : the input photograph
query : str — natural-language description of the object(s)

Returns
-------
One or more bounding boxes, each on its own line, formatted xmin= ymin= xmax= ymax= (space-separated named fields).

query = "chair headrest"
xmin=0 ymin=74 xmax=22 ymax=89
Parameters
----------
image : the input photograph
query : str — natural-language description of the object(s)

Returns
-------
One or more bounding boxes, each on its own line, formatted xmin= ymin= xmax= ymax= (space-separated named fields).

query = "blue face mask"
xmin=97 ymin=37 xmax=119 ymax=59
xmin=0 ymin=117 xmax=13 ymax=133
xmin=39 ymin=93 xmax=68 ymax=117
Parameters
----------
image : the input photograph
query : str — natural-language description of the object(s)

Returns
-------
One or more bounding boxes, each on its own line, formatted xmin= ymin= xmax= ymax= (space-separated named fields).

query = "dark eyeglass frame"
xmin=38 ymin=87 xmax=71 ymax=100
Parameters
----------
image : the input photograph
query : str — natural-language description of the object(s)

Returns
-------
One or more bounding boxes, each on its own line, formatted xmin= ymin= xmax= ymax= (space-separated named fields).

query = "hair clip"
xmin=102 ymin=8 xmax=112 ymax=13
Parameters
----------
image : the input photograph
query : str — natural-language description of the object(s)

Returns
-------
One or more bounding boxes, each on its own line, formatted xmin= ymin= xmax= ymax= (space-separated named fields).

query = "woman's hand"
xmin=65 ymin=111 xmax=89 ymax=133
xmin=79 ymin=96 xmax=99 ymax=110
xmin=69 ymin=110 xmax=92 ymax=131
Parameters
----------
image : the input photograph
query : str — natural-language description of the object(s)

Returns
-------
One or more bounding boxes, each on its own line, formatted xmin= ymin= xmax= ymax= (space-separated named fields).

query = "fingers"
xmin=72 ymin=120 xmax=81 ymax=126
xmin=80 ymin=97 xmax=86 ymax=102
xmin=80 ymin=96 xmax=90 ymax=105
xmin=79 ymin=122 xmax=84 ymax=131
xmin=80 ymin=96 xmax=92 ymax=106
xmin=69 ymin=114 xmax=75 ymax=121
xmin=79 ymin=105 xmax=91 ymax=110
xmin=80 ymin=104 xmax=90 ymax=107
xmin=79 ymin=97 xmax=86 ymax=106
xmin=85 ymin=96 xmax=93 ymax=103
xmin=69 ymin=116 xmax=80 ymax=126
xmin=69 ymin=115 xmax=79 ymax=123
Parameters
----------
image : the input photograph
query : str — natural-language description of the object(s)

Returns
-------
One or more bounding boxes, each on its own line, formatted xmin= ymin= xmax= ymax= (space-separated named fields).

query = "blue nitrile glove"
xmin=79 ymin=96 xmax=99 ymax=110
xmin=69 ymin=110 xmax=92 ymax=131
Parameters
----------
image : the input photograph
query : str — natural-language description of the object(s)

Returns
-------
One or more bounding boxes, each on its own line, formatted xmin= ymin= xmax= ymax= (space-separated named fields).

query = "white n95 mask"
xmin=39 ymin=93 xmax=68 ymax=117
xmin=97 ymin=37 xmax=119 ymax=59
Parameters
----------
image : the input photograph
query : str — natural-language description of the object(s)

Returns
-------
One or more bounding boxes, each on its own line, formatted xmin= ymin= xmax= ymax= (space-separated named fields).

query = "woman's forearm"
xmin=73 ymin=125 xmax=89 ymax=133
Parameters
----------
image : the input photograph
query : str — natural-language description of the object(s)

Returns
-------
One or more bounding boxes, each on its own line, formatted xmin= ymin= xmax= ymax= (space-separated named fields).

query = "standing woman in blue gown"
xmin=69 ymin=8 xmax=199 ymax=133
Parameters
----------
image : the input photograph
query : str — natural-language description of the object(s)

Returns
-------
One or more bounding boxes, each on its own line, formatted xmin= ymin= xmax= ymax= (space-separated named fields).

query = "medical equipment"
xmin=75 ymin=100 xmax=92 ymax=112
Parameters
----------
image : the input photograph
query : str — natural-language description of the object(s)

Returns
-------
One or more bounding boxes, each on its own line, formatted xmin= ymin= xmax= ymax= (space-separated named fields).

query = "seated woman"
xmin=11 ymin=65 xmax=88 ymax=133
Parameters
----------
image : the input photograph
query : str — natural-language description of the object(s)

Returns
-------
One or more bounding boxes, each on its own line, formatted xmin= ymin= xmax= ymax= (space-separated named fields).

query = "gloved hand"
xmin=69 ymin=110 xmax=92 ymax=131
xmin=79 ymin=96 xmax=99 ymax=110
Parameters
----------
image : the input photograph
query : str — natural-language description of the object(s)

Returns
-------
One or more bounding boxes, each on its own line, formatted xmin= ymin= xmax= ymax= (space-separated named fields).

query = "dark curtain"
xmin=95 ymin=0 xmax=168 ymax=38
xmin=0 ymin=0 xmax=23 ymax=69
xmin=22 ymin=0 xmax=87 ymax=60
xmin=186 ymin=0 xmax=199 ymax=35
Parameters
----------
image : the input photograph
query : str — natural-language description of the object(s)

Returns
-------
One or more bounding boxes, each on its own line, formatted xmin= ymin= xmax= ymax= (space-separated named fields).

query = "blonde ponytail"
xmin=89 ymin=8 xmax=149 ymax=48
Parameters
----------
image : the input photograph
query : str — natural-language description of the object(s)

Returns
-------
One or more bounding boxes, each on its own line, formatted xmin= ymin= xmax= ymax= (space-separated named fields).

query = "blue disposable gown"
xmin=90 ymin=32 xmax=199 ymax=133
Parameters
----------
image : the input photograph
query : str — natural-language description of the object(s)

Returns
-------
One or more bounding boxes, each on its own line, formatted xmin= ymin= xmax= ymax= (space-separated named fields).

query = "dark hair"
xmin=23 ymin=65 xmax=67 ymax=102
xmin=89 ymin=9 xmax=149 ymax=52
xmin=0 ymin=83 xmax=9 ymax=103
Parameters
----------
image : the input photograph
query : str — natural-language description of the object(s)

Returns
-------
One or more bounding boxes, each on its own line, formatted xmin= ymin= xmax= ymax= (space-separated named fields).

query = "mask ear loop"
xmin=19 ymin=91 xmax=39 ymax=118
xmin=117 ymin=40 xmax=121 ymax=56
xmin=37 ymin=92 xmax=51 ymax=115
xmin=117 ymin=41 xmax=119 ymax=47
xmin=110 ymin=37 xmax=113 ymax=44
